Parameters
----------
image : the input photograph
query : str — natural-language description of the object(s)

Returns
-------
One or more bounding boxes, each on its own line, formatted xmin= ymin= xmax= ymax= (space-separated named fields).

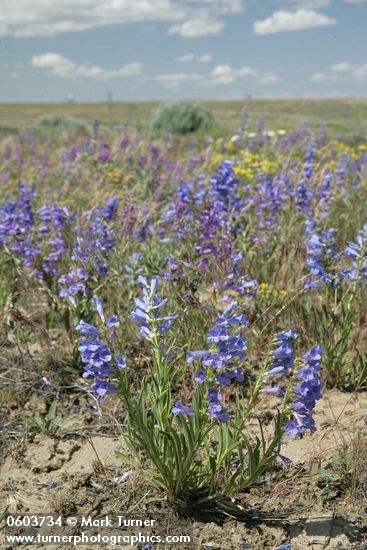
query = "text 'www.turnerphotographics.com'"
xmin=3 ymin=514 xmax=193 ymax=546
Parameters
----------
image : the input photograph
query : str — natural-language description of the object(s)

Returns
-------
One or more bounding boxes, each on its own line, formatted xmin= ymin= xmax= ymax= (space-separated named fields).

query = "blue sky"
xmin=0 ymin=0 xmax=366 ymax=102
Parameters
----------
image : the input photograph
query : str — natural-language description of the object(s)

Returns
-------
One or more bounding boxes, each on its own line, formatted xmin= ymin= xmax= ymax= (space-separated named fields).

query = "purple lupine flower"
xmin=221 ymin=252 xmax=258 ymax=298
xmin=194 ymin=201 xmax=234 ymax=269
xmin=119 ymin=134 xmax=129 ymax=150
xmin=69 ymin=200 xmax=116 ymax=280
xmin=208 ymin=160 xmax=244 ymax=215
xmin=98 ymin=142 xmax=111 ymax=163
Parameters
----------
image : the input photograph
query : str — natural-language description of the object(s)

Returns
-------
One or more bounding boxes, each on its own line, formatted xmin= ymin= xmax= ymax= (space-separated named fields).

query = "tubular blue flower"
xmin=116 ymin=355 xmax=126 ymax=370
xmin=207 ymin=387 xmax=228 ymax=423
xmin=91 ymin=379 xmax=117 ymax=398
xmin=266 ymin=330 xmax=297 ymax=377
xmin=214 ymin=369 xmax=244 ymax=387
xmin=58 ymin=267 xmax=89 ymax=305
xmin=262 ymin=330 xmax=297 ymax=397
xmin=92 ymin=297 xmax=105 ymax=323
xmin=303 ymin=222 xmax=340 ymax=290
xmin=76 ymin=302 xmax=126 ymax=397
xmin=75 ymin=320 xmax=101 ymax=337
xmin=172 ymin=402 xmax=195 ymax=416
xmin=107 ymin=315 xmax=120 ymax=329
xmin=189 ymin=302 xmax=248 ymax=375
xmin=187 ymin=351 xmax=206 ymax=364
xmin=261 ymin=387 xmax=284 ymax=396
xmin=188 ymin=302 xmax=248 ymax=422
xmin=194 ymin=370 xmax=206 ymax=384
xmin=78 ymin=338 xmax=112 ymax=367
xmin=284 ymin=345 xmax=325 ymax=437
xmin=82 ymin=363 xmax=114 ymax=379
xmin=131 ymin=277 xmax=177 ymax=341
xmin=279 ymin=454 xmax=293 ymax=467
xmin=340 ymin=223 xmax=367 ymax=284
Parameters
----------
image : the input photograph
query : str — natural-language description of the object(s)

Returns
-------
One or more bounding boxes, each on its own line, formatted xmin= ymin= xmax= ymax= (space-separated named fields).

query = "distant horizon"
xmin=1 ymin=96 xmax=367 ymax=105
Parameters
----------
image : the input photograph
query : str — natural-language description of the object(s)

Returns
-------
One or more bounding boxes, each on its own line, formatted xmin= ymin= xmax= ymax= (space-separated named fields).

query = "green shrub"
xmin=152 ymin=102 xmax=216 ymax=135
xmin=35 ymin=115 xmax=89 ymax=132
xmin=0 ymin=126 xmax=18 ymax=135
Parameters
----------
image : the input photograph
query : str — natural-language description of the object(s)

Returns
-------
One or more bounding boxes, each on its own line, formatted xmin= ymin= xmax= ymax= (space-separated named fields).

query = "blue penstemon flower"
xmin=188 ymin=300 xmax=248 ymax=423
xmin=263 ymin=332 xmax=325 ymax=437
xmin=75 ymin=297 xmax=126 ymax=398
xmin=284 ymin=345 xmax=325 ymax=437
xmin=303 ymin=222 xmax=341 ymax=290
xmin=131 ymin=276 xmax=178 ymax=341
xmin=339 ymin=223 xmax=367 ymax=285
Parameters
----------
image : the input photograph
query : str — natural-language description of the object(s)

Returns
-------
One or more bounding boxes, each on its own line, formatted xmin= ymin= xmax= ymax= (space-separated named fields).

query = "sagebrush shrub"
xmin=152 ymin=102 xmax=216 ymax=135
xmin=36 ymin=115 xmax=89 ymax=132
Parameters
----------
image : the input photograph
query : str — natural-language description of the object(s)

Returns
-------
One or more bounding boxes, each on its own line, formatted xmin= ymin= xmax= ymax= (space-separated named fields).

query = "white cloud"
xmin=206 ymin=64 xmax=281 ymax=86
xmin=331 ymin=61 xmax=367 ymax=80
xmin=210 ymin=64 xmax=257 ymax=84
xmin=0 ymin=0 xmax=182 ymax=37
xmin=0 ymin=0 xmax=244 ymax=38
xmin=152 ymin=63 xmax=281 ymax=90
xmin=253 ymin=8 xmax=336 ymax=34
xmin=32 ymin=53 xmax=143 ymax=80
xmin=282 ymin=0 xmax=331 ymax=8
xmin=256 ymin=72 xmax=282 ymax=85
xmin=198 ymin=53 xmax=212 ymax=63
xmin=177 ymin=53 xmax=195 ymax=63
xmin=177 ymin=52 xmax=212 ymax=63
xmin=331 ymin=62 xmax=355 ymax=72
xmin=311 ymin=61 xmax=367 ymax=82
xmin=153 ymin=59 xmax=280 ymax=90
xmin=193 ymin=0 xmax=243 ymax=12
xmin=169 ymin=17 xmax=224 ymax=37
xmin=154 ymin=72 xmax=201 ymax=88
xmin=311 ymin=71 xmax=332 ymax=82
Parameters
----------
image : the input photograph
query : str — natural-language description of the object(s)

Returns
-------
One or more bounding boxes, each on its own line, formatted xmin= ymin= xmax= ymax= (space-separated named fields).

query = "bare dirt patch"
xmin=1 ymin=390 xmax=367 ymax=549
